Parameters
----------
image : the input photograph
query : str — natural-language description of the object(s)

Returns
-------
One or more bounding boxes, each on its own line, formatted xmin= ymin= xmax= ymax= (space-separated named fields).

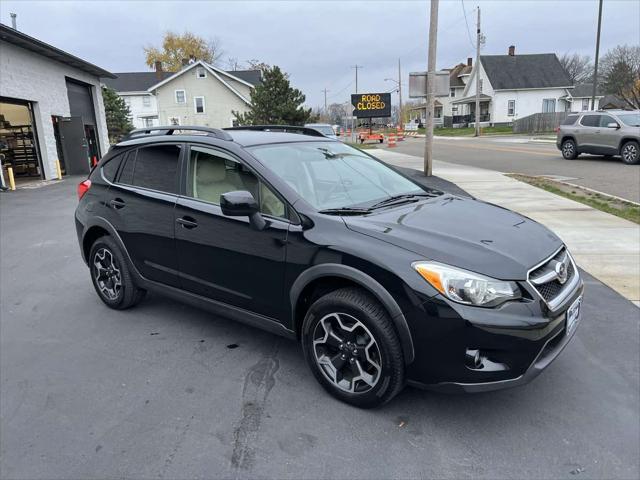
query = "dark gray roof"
xmin=448 ymin=64 xmax=472 ymax=87
xmin=0 ymin=23 xmax=115 ymax=78
xmin=226 ymin=70 xmax=262 ymax=85
xmin=102 ymin=68 xmax=262 ymax=92
xmin=481 ymin=53 xmax=571 ymax=90
xmin=102 ymin=72 xmax=173 ymax=92
xmin=571 ymin=83 xmax=604 ymax=98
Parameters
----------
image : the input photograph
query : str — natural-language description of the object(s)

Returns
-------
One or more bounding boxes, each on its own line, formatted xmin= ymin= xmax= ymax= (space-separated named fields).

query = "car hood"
xmin=344 ymin=195 xmax=562 ymax=280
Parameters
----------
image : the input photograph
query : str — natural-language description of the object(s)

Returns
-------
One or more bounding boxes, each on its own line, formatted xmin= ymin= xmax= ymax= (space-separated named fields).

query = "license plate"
xmin=566 ymin=295 xmax=582 ymax=335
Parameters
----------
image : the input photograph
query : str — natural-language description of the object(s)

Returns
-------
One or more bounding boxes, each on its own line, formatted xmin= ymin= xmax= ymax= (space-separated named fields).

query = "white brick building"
xmin=0 ymin=23 xmax=112 ymax=181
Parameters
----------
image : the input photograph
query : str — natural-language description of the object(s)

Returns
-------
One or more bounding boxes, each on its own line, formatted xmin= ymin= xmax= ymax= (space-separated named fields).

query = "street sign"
xmin=351 ymin=93 xmax=391 ymax=118
xmin=408 ymin=71 xmax=450 ymax=98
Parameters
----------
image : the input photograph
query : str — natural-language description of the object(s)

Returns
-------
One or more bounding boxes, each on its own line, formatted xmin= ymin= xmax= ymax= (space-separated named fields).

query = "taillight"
xmin=77 ymin=179 xmax=91 ymax=200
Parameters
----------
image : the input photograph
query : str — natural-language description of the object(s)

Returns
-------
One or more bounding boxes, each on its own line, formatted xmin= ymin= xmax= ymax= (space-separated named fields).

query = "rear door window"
xmin=132 ymin=145 xmax=180 ymax=193
xmin=580 ymin=115 xmax=600 ymax=127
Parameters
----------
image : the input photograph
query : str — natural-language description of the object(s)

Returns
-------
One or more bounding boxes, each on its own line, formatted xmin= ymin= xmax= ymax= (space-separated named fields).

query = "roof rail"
xmin=122 ymin=125 xmax=233 ymax=142
xmin=224 ymin=125 xmax=326 ymax=137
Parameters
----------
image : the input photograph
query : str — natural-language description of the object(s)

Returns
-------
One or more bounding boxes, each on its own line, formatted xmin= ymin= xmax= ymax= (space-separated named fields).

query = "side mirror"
xmin=220 ymin=190 xmax=267 ymax=230
xmin=606 ymin=122 xmax=620 ymax=129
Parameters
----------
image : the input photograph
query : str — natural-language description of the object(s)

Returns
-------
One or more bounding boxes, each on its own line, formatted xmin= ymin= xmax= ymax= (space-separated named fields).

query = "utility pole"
xmin=398 ymin=58 xmax=403 ymax=127
xmin=591 ymin=0 xmax=603 ymax=110
xmin=351 ymin=65 xmax=363 ymax=93
xmin=321 ymin=88 xmax=329 ymax=116
xmin=474 ymin=7 xmax=481 ymax=137
xmin=423 ymin=0 xmax=439 ymax=176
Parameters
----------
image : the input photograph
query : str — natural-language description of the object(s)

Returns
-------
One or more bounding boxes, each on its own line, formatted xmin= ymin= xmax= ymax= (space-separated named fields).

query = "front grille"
xmin=528 ymin=247 xmax=577 ymax=306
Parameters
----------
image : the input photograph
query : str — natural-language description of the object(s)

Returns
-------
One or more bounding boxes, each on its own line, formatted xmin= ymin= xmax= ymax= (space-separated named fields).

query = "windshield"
xmin=618 ymin=113 xmax=640 ymax=127
xmin=249 ymin=142 xmax=426 ymax=211
xmin=310 ymin=126 xmax=336 ymax=136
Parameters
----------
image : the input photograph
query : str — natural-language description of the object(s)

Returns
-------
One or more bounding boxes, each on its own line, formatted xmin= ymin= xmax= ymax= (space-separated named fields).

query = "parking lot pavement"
xmin=1 ymin=180 xmax=639 ymax=480
xmin=385 ymin=137 xmax=640 ymax=203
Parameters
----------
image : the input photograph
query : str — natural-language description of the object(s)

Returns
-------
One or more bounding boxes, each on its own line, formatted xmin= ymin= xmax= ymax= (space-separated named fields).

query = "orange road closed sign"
xmin=351 ymin=93 xmax=391 ymax=118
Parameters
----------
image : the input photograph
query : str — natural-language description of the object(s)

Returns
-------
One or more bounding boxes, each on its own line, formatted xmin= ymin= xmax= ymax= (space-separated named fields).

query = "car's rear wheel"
xmin=301 ymin=287 xmax=405 ymax=408
xmin=561 ymin=139 xmax=578 ymax=159
xmin=89 ymin=236 xmax=145 ymax=309
xmin=621 ymin=140 xmax=639 ymax=165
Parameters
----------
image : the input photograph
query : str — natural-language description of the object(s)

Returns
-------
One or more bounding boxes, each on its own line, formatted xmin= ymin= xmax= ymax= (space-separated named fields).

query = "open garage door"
xmin=0 ymin=98 xmax=43 ymax=179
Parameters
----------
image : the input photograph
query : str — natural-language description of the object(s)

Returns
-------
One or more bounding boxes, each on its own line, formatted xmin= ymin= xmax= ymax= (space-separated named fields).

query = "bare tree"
xmin=600 ymin=45 xmax=640 ymax=109
xmin=559 ymin=53 xmax=593 ymax=84
xmin=226 ymin=56 xmax=242 ymax=71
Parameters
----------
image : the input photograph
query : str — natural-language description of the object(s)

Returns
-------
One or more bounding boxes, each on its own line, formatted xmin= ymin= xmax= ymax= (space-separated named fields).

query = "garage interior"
xmin=0 ymin=98 xmax=43 ymax=182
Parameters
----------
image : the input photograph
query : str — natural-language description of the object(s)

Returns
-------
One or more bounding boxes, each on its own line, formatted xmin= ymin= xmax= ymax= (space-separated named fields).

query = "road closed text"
xmin=351 ymin=92 xmax=392 ymax=118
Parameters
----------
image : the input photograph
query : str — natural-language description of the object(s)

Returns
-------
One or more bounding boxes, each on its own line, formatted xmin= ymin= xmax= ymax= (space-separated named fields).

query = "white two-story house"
xmin=147 ymin=60 xmax=261 ymax=128
xmin=452 ymin=46 xmax=574 ymax=126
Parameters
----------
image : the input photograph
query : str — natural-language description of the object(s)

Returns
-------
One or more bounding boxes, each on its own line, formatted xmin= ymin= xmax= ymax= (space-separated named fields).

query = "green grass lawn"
xmin=345 ymin=142 xmax=378 ymax=150
xmin=431 ymin=125 xmax=515 ymax=136
xmin=508 ymin=174 xmax=640 ymax=224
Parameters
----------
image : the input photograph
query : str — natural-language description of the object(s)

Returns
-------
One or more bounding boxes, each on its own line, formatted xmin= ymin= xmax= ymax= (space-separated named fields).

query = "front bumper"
xmin=405 ymin=277 xmax=584 ymax=392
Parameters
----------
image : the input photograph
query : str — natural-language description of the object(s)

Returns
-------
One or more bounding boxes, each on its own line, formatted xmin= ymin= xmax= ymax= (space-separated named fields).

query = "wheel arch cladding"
xmin=290 ymin=264 xmax=415 ymax=364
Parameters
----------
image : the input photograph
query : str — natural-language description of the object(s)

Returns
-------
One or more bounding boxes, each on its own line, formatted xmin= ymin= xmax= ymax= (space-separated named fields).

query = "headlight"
xmin=413 ymin=261 xmax=521 ymax=307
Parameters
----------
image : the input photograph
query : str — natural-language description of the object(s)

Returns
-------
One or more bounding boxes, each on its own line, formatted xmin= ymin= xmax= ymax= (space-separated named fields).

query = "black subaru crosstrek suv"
xmin=75 ymin=125 xmax=584 ymax=408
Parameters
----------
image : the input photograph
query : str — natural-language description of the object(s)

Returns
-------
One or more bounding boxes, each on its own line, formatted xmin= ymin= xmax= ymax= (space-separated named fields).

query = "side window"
xmin=581 ymin=115 xmax=600 ymax=127
xmin=131 ymin=145 xmax=180 ymax=193
xmin=117 ymin=150 xmax=136 ymax=185
xmin=599 ymin=115 xmax=616 ymax=127
xmin=101 ymin=153 xmax=124 ymax=182
xmin=187 ymin=146 xmax=286 ymax=219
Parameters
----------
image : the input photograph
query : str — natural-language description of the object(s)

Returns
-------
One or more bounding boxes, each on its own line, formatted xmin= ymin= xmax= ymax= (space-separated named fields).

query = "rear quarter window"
xmin=561 ymin=115 xmax=579 ymax=126
xmin=101 ymin=153 xmax=124 ymax=182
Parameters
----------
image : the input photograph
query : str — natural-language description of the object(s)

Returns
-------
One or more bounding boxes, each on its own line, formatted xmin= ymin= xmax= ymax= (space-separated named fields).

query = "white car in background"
xmin=304 ymin=123 xmax=338 ymax=140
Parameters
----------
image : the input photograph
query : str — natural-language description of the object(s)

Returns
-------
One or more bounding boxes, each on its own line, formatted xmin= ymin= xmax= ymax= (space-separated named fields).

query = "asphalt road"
xmin=384 ymin=136 xmax=640 ymax=203
xmin=1 ymin=180 xmax=639 ymax=480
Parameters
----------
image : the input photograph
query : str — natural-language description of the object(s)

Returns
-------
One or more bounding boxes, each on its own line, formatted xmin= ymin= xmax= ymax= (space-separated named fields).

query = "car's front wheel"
xmin=89 ymin=236 xmax=145 ymax=309
xmin=621 ymin=140 xmax=639 ymax=165
xmin=561 ymin=139 xmax=578 ymax=159
xmin=301 ymin=287 xmax=405 ymax=408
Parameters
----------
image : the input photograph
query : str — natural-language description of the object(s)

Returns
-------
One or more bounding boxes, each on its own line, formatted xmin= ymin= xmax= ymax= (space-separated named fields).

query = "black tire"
xmin=88 ymin=236 xmax=146 ymax=309
xmin=621 ymin=140 xmax=640 ymax=165
xmin=301 ymin=287 xmax=405 ymax=408
xmin=561 ymin=138 xmax=578 ymax=160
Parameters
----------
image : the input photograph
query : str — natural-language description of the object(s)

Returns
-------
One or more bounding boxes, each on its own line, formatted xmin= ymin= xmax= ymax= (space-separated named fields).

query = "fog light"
xmin=465 ymin=349 xmax=483 ymax=369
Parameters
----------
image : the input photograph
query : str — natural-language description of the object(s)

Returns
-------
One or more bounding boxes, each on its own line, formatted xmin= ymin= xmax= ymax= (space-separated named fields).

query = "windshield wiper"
xmin=369 ymin=193 xmax=437 ymax=209
xmin=318 ymin=207 xmax=372 ymax=215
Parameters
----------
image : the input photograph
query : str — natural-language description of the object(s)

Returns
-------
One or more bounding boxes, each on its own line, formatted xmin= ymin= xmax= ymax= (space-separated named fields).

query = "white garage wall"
xmin=0 ymin=41 xmax=110 ymax=179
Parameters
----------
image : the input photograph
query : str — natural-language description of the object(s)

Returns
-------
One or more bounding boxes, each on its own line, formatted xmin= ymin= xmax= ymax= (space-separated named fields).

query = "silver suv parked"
xmin=557 ymin=110 xmax=640 ymax=164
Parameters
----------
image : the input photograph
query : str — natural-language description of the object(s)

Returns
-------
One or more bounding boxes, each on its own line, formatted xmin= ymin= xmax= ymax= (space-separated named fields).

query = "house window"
xmin=508 ymin=100 xmax=516 ymax=116
xmin=194 ymin=96 xmax=205 ymax=114
xmin=479 ymin=79 xmax=483 ymax=93
xmin=450 ymin=88 xmax=456 ymax=98
xmin=175 ymin=90 xmax=186 ymax=104
xmin=581 ymin=98 xmax=590 ymax=111
xmin=142 ymin=96 xmax=151 ymax=107
xmin=168 ymin=116 xmax=180 ymax=126
xmin=143 ymin=117 xmax=154 ymax=127
xmin=196 ymin=67 xmax=207 ymax=78
xmin=542 ymin=98 xmax=556 ymax=113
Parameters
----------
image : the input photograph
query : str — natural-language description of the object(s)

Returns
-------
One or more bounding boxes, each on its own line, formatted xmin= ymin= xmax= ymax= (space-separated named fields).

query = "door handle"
xmin=176 ymin=216 xmax=198 ymax=229
xmin=109 ymin=198 xmax=125 ymax=209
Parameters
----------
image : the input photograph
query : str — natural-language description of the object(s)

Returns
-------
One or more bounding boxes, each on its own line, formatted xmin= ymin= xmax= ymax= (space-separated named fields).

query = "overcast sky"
xmin=2 ymin=0 xmax=638 ymax=108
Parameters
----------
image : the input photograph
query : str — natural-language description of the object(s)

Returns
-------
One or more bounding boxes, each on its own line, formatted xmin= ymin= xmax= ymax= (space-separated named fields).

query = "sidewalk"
xmin=375 ymin=149 xmax=640 ymax=306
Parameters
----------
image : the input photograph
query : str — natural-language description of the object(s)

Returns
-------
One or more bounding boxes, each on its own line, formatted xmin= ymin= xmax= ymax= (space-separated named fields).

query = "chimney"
xmin=10 ymin=12 xmax=17 ymax=29
xmin=154 ymin=61 xmax=163 ymax=80
xmin=467 ymin=57 xmax=472 ymax=67
xmin=181 ymin=58 xmax=189 ymax=67
xmin=508 ymin=45 xmax=516 ymax=56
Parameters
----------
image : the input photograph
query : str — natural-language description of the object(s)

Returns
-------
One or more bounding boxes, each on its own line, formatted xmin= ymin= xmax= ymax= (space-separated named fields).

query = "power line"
xmin=461 ymin=0 xmax=475 ymax=49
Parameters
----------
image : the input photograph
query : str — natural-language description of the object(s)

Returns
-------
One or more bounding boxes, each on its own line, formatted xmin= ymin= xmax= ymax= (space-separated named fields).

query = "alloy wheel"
xmin=562 ymin=142 xmax=575 ymax=158
xmin=93 ymin=248 xmax=122 ymax=301
xmin=312 ymin=312 xmax=382 ymax=393
xmin=623 ymin=143 xmax=638 ymax=163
